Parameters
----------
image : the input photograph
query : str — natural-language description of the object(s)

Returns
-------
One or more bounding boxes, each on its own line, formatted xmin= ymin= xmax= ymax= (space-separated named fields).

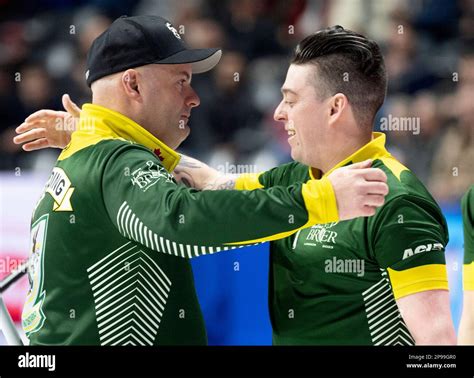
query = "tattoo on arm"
xmin=172 ymin=155 xmax=235 ymax=190
xmin=177 ymin=156 xmax=204 ymax=169
xmin=172 ymin=156 xmax=203 ymax=188
xmin=172 ymin=168 xmax=195 ymax=187
xmin=180 ymin=177 xmax=193 ymax=187
xmin=202 ymin=178 xmax=236 ymax=191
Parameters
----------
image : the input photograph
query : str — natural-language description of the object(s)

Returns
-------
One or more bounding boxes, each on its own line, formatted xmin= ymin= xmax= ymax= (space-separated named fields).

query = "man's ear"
xmin=328 ymin=93 xmax=348 ymax=124
xmin=121 ymin=69 xmax=141 ymax=101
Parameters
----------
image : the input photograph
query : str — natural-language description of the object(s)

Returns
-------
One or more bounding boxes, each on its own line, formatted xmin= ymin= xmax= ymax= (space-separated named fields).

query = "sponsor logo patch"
xmin=45 ymin=167 xmax=75 ymax=211
xmin=402 ymin=243 xmax=444 ymax=260
xmin=131 ymin=161 xmax=174 ymax=192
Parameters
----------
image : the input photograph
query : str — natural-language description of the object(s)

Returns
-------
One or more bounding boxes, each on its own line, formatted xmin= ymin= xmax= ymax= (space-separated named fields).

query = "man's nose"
xmin=186 ymin=86 xmax=200 ymax=108
xmin=273 ymin=101 xmax=287 ymax=122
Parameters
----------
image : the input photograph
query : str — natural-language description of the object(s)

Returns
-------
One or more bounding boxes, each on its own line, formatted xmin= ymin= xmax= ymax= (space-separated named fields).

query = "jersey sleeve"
xmin=462 ymin=186 xmax=474 ymax=291
xmin=101 ymin=145 xmax=338 ymax=257
xmin=369 ymin=195 xmax=449 ymax=300
xmin=235 ymin=162 xmax=304 ymax=190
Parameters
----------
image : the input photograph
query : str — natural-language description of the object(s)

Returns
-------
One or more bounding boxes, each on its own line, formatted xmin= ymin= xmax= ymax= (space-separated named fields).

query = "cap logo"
xmin=165 ymin=22 xmax=181 ymax=40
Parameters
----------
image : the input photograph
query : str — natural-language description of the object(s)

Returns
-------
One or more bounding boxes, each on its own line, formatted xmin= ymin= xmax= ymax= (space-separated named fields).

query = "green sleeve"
xmin=101 ymin=145 xmax=334 ymax=256
xmin=369 ymin=195 xmax=449 ymax=299
xmin=258 ymin=162 xmax=304 ymax=187
xmin=235 ymin=162 xmax=308 ymax=190
xmin=462 ymin=186 xmax=474 ymax=265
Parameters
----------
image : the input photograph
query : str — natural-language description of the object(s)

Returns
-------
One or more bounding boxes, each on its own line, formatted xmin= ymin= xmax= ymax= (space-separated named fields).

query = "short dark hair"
xmin=291 ymin=25 xmax=387 ymax=128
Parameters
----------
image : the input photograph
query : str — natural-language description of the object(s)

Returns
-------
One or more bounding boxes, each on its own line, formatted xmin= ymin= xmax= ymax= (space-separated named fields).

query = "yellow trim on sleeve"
xmin=235 ymin=173 xmax=264 ymax=190
xmin=225 ymin=176 xmax=338 ymax=245
xmin=464 ymin=262 xmax=474 ymax=291
xmin=301 ymin=177 xmax=339 ymax=225
xmin=387 ymin=264 xmax=449 ymax=300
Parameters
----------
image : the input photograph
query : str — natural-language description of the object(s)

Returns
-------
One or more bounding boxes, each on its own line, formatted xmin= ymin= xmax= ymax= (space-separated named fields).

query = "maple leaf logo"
xmin=154 ymin=148 xmax=165 ymax=161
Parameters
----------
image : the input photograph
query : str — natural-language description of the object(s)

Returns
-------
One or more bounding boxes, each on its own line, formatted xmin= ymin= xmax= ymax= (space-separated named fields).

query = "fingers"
xmin=16 ymin=121 xmax=38 ymax=134
xmin=62 ymin=94 xmax=81 ymax=117
xmin=13 ymin=128 xmax=46 ymax=145
xmin=363 ymin=181 xmax=389 ymax=195
xmin=362 ymin=194 xmax=385 ymax=208
xmin=346 ymin=159 xmax=372 ymax=169
xmin=359 ymin=167 xmax=387 ymax=183
xmin=345 ymin=161 xmax=387 ymax=182
xmin=361 ymin=206 xmax=377 ymax=217
xmin=21 ymin=138 xmax=50 ymax=151
xmin=328 ymin=163 xmax=390 ymax=221
xmin=16 ymin=119 xmax=53 ymax=134
xmin=24 ymin=109 xmax=65 ymax=124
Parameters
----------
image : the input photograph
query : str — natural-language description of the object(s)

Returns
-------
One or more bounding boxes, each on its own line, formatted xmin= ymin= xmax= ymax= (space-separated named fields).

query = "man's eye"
xmin=284 ymin=100 xmax=294 ymax=106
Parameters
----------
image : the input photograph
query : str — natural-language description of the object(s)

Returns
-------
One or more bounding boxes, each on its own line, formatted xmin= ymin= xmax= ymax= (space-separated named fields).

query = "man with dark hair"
xmin=248 ymin=26 xmax=454 ymax=345
xmin=15 ymin=25 xmax=456 ymax=345
xmin=291 ymin=25 xmax=387 ymax=128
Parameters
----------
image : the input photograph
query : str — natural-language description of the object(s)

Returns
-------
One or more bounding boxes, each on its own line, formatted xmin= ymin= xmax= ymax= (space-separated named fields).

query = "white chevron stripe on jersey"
xmin=87 ymin=243 xmax=171 ymax=346
xmin=362 ymin=271 xmax=415 ymax=346
xmin=116 ymin=201 xmax=253 ymax=258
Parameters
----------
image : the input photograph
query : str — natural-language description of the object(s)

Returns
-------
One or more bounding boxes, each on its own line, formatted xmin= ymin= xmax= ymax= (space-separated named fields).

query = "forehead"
xmin=144 ymin=63 xmax=192 ymax=79
xmin=281 ymin=63 xmax=317 ymax=95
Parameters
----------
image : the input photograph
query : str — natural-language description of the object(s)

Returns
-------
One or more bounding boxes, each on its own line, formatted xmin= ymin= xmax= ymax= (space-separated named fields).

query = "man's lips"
xmin=285 ymin=126 xmax=296 ymax=136
xmin=180 ymin=114 xmax=190 ymax=125
xmin=284 ymin=121 xmax=296 ymax=136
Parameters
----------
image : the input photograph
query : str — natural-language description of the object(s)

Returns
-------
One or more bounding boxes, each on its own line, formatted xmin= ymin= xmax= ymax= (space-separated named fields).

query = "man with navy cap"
xmin=16 ymin=16 xmax=388 ymax=345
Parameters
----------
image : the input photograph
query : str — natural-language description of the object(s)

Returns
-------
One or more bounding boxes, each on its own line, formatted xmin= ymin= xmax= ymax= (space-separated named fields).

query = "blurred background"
xmin=0 ymin=0 xmax=472 ymax=345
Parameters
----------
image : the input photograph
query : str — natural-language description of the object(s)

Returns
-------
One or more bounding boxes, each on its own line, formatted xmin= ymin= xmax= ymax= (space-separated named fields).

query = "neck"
xmin=92 ymin=84 xmax=139 ymax=126
xmin=319 ymin=133 xmax=372 ymax=174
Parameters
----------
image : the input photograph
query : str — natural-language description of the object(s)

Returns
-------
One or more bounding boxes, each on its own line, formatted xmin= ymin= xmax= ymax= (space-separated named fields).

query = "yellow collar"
xmin=59 ymin=104 xmax=180 ymax=172
xmin=309 ymin=132 xmax=391 ymax=179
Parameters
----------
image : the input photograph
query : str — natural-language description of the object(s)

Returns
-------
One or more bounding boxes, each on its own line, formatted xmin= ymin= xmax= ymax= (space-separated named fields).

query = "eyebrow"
xmin=281 ymin=87 xmax=298 ymax=96
xmin=178 ymin=71 xmax=192 ymax=82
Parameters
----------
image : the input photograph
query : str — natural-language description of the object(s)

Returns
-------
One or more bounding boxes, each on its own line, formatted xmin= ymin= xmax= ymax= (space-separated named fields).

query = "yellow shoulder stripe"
xmin=387 ymin=264 xmax=448 ymax=300
xmin=464 ymin=262 xmax=474 ymax=291
xmin=380 ymin=156 xmax=409 ymax=181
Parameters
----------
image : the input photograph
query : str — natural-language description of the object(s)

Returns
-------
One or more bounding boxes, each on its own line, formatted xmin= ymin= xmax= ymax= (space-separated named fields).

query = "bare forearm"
xmin=413 ymin=323 xmax=457 ymax=345
xmin=173 ymin=154 xmax=236 ymax=190
xmin=397 ymin=290 xmax=457 ymax=345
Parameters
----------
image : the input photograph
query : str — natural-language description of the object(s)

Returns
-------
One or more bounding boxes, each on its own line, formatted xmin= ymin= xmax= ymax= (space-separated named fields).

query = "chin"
xmin=291 ymin=150 xmax=314 ymax=167
xmin=173 ymin=127 xmax=190 ymax=149
xmin=290 ymin=148 xmax=302 ymax=163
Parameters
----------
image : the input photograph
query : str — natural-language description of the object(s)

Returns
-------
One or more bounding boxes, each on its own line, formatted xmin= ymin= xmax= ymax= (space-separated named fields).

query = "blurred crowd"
xmin=0 ymin=0 xmax=472 ymax=204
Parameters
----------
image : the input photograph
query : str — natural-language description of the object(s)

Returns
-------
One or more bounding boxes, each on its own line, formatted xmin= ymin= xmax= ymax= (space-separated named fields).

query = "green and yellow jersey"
xmin=462 ymin=186 xmax=474 ymax=291
xmin=22 ymin=104 xmax=340 ymax=345
xmin=236 ymin=133 xmax=449 ymax=345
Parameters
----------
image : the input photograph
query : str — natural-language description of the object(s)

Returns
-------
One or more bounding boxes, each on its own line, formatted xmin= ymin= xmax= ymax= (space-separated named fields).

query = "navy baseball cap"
xmin=85 ymin=15 xmax=222 ymax=87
